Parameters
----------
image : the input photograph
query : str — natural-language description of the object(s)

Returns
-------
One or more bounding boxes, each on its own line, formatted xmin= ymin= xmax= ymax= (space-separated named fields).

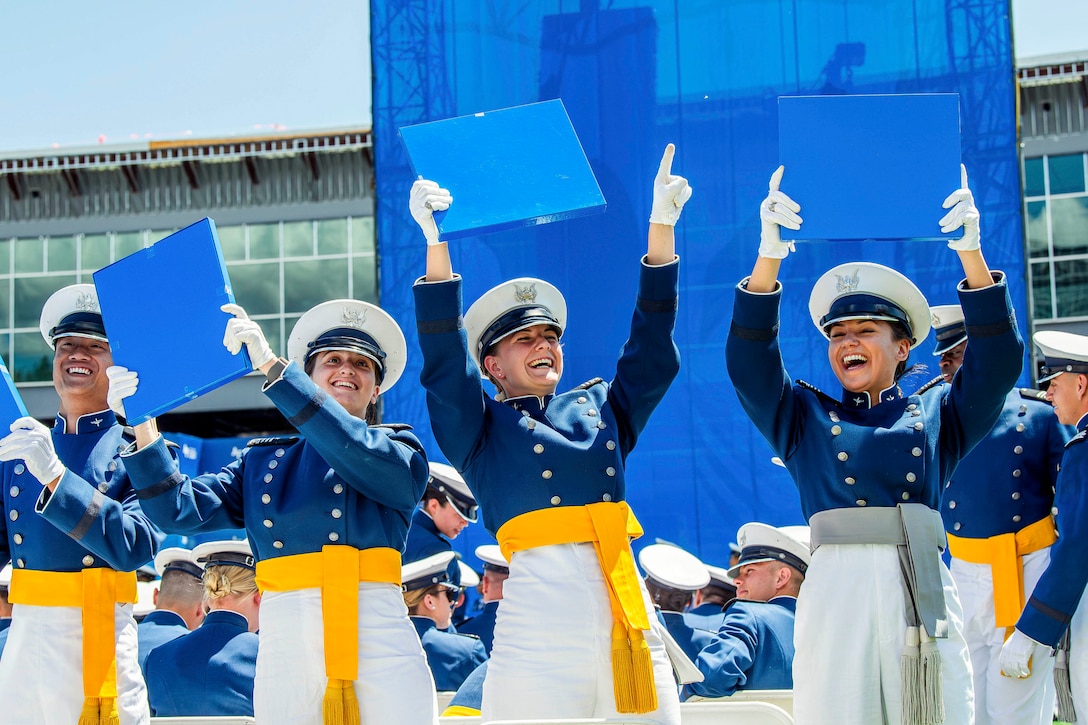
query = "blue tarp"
xmin=370 ymin=1 xmax=1023 ymax=568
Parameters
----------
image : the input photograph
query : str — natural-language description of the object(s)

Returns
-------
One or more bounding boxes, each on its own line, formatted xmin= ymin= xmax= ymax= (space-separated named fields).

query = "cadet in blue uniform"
xmin=931 ymin=304 xmax=1069 ymax=724
xmin=404 ymin=551 xmax=488 ymax=692
xmin=410 ymin=145 xmax=691 ymax=724
xmin=684 ymin=564 xmax=734 ymax=634
xmin=442 ymin=660 xmax=488 ymax=717
xmin=137 ymin=547 xmax=205 ymax=674
xmin=144 ymin=540 xmax=259 ymax=717
xmin=1000 ymin=331 xmax=1088 ymax=721
xmin=684 ymin=523 xmax=808 ymax=700
xmin=404 ymin=461 xmax=478 ymax=594
xmin=639 ymin=543 xmax=714 ymax=663
xmin=110 ymin=299 xmax=438 ymax=725
xmin=0 ymin=284 xmax=163 ymax=725
xmin=457 ymin=544 xmax=508 ymax=654
xmin=727 ymin=166 xmax=1023 ymax=724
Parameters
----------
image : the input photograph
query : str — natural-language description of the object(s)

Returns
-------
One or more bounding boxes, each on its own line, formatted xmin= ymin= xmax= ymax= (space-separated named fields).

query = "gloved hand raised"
xmin=999 ymin=628 xmax=1045 ymax=679
xmin=409 ymin=178 xmax=453 ymax=246
xmin=106 ymin=365 xmax=139 ymax=419
xmin=758 ymin=166 xmax=803 ymax=259
xmin=649 ymin=143 xmax=693 ymax=226
xmin=940 ymin=164 xmax=980 ymax=251
xmin=0 ymin=417 xmax=65 ymax=487
xmin=221 ymin=304 xmax=276 ymax=369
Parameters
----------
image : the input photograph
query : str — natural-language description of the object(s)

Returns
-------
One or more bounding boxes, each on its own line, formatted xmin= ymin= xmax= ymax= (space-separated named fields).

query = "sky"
xmin=0 ymin=1 xmax=1083 ymax=153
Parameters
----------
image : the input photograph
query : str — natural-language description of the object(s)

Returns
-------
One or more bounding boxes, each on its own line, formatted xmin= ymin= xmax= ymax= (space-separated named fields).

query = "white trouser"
xmin=950 ymin=548 xmax=1055 ymax=724
xmin=0 ymin=602 xmax=148 ymax=725
xmin=481 ymin=542 xmax=681 ymax=725
xmin=254 ymin=582 xmax=438 ymax=725
xmin=793 ymin=543 xmax=973 ymax=725
xmin=1071 ymin=585 xmax=1088 ymax=720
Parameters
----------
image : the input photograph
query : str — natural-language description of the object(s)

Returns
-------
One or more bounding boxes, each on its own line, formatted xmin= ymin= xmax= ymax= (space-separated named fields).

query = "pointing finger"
xmin=769 ymin=165 xmax=785 ymax=193
xmin=960 ymin=163 xmax=968 ymax=191
xmin=656 ymin=143 xmax=676 ymax=183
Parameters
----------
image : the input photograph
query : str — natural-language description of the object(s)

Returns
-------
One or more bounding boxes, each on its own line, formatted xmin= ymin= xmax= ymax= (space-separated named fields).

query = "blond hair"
xmin=403 ymin=585 xmax=442 ymax=613
xmin=203 ymin=564 xmax=259 ymax=601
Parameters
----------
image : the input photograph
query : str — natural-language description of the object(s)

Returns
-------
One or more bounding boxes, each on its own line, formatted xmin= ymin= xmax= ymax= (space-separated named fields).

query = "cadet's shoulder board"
xmin=1066 ymin=429 xmax=1087 ymax=448
xmin=796 ymin=380 xmax=839 ymax=407
xmin=914 ymin=375 xmax=946 ymax=396
xmin=373 ymin=424 xmax=425 ymax=456
xmin=246 ymin=435 xmax=301 ymax=448
xmin=1019 ymin=387 xmax=1049 ymax=402
xmin=572 ymin=377 xmax=605 ymax=391
xmin=372 ymin=423 xmax=414 ymax=432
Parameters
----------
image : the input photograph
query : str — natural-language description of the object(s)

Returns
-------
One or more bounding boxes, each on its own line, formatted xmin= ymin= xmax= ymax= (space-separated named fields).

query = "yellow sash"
xmin=497 ymin=502 xmax=657 ymax=714
xmin=255 ymin=545 xmax=401 ymax=725
xmin=947 ymin=515 xmax=1057 ymax=628
xmin=9 ymin=568 xmax=137 ymax=725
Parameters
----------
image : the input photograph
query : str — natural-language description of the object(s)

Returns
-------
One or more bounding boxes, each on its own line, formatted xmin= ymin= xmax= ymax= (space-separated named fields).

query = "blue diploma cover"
xmin=399 ymin=99 xmax=606 ymax=239
xmin=778 ymin=93 xmax=961 ymax=242
xmin=0 ymin=356 xmax=29 ymax=430
xmin=93 ymin=218 xmax=251 ymax=424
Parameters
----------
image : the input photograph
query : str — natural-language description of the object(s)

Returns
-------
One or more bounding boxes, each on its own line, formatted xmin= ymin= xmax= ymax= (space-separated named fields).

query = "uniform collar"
xmin=841 ymin=383 xmax=900 ymax=410
xmin=53 ymin=409 xmax=117 ymax=434
xmin=504 ymin=394 xmax=554 ymax=416
xmin=410 ymin=616 xmax=438 ymax=635
xmin=1077 ymin=412 xmax=1088 ymax=434
xmin=143 ymin=609 xmax=187 ymax=627
xmin=205 ymin=608 xmax=250 ymax=630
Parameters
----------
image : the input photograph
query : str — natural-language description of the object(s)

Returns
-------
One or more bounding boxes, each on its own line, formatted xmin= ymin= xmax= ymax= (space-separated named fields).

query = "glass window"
xmin=351 ymin=217 xmax=376 ymax=254
xmin=148 ymin=229 xmax=175 ymax=245
xmin=352 ymin=255 xmax=378 ymax=303
xmin=1026 ymin=200 xmax=1048 ymax=258
xmin=0 ymin=240 xmax=10 ymax=275
xmin=317 ymin=219 xmax=348 ymax=255
xmin=218 ymin=225 xmax=246 ymax=262
xmin=47 ymin=236 xmax=77 ymax=272
xmin=114 ymin=232 xmax=143 ymax=260
xmin=249 ymin=223 xmax=280 ymax=259
xmin=1024 ymin=157 xmax=1045 ymax=197
xmin=14 ymin=275 xmax=76 ymax=328
xmin=1054 ymin=259 xmax=1088 ymax=318
xmin=1031 ymin=262 xmax=1052 ymax=320
xmin=81 ymin=234 xmax=111 ymax=271
xmin=1048 ymin=153 xmax=1086 ymax=195
xmin=284 ymin=260 xmax=348 ymax=313
xmin=227 ymin=262 xmax=280 ymax=316
xmin=0 ymin=281 xmax=10 ymax=328
xmin=282 ymin=315 xmax=302 ymax=357
xmin=14 ymin=238 xmax=43 ymax=274
xmin=12 ymin=331 xmax=52 ymax=383
xmin=1050 ymin=197 xmax=1088 ymax=257
xmin=260 ymin=318 xmax=284 ymax=359
xmin=283 ymin=221 xmax=314 ymax=258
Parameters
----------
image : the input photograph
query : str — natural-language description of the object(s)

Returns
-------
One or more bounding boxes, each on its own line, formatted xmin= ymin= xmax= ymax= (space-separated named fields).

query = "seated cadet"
xmin=403 ymin=551 xmax=488 ymax=692
xmin=0 ymin=565 xmax=11 ymax=659
xmin=684 ymin=523 xmax=809 ymax=700
xmin=458 ymin=544 xmax=509 ymax=654
xmin=137 ymin=547 xmax=205 ymax=674
xmin=454 ymin=560 xmax=480 ymax=626
xmin=405 ymin=461 xmax=479 ymax=601
xmin=639 ymin=543 xmax=715 ymax=662
xmin=144 ymin=540 xmax=259 ymax=718
xmin=685 ymin=564 xmax=736 ymax=633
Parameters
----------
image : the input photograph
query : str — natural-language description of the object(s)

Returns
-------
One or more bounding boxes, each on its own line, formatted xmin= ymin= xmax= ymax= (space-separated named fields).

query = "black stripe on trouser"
xmin=1027 ymin=595 xmax=1072 ymax=625
xmin=287 ymin=389 xmax=329 ymax=428
xmin=135 ymin=471 xmax=186 ymax=500
xmin=966 ymin=316 xmax=1013 ymax=339
xmin=70 ymin=490 xmax=104 ymax=541
xmin=729 ymin=321 xmax=778 ymax=342
xmin=417 ymin=316 xmax=462 ymax=335
xmin=636 ymin=297 xmax=677 ymax=314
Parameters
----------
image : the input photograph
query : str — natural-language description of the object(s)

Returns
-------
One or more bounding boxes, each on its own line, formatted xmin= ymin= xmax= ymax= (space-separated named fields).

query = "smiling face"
xmin=826 ymin=319 xmax=910 ymax=399
xmin=733 ymin=561 xmax=787 ymax=602
xmin=52 ymin=336 xmax=113 ymax=411
xmin=482 ymin=324 xmax=564 ymax=399
xmin=939 ymin=341 xmax=966 ymax=383
xmin=308 ymin=350 xmax=380 ymax=418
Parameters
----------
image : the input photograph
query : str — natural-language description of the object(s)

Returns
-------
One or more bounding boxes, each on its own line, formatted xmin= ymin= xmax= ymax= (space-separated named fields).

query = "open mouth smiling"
xmin=529 ymin=357 xmax=553 ymax=369
xmin=842 ymin=354 xmax=867 ymax=371
xmin=332 ymin=379 xmax=358 ymax=390
xmin=66 ymin=366 xmax=93 ymax=376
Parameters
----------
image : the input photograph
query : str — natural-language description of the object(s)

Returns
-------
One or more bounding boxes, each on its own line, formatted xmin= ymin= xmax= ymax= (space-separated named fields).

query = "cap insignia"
xmin=834 ymin=269 xmax=861 ymax=294
xmin=340 ymin=306 xmax=367 ymax=328
xmin=75 ymin=291 xmax=99 ymax=313
xmin=513 ymin=282 xmax=537 ymax=304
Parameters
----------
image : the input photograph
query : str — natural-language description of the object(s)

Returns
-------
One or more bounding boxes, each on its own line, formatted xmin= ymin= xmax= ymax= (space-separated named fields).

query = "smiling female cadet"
xmin=410 ymin=145 xmax=691 ymax=724
xmin=726 ymin=166 xmax=1023 ymax=724
xmin=108 ymin=300 xmax=438 ymax=725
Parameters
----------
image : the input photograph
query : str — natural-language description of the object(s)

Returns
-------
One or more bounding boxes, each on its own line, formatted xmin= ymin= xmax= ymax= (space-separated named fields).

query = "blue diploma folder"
xmin=399 ymin=99 xmax=606 ymax=239
xmin=0 ymin=356 xmax=28 ymax=430
xmin=778 ymin=93 xmax=961 ymax=242
xmin=93 ymin=218 xmax=251 ymax=424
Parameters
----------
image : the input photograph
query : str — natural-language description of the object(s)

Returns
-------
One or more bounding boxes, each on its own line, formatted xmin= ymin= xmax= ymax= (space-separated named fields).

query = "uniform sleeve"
xmin=413 ymin=275 xmax=491 ymax=471
xmin=608 ymin=257 xmax=682 ymax=455
xmin=685 ymin=606 xmax=759 ymax=698
xmin=36 ymin=468 xmax=163 ymax=572
xmin=1046 ymin=412 xmax=1074 ymax=490
xmin=1017 ymin=440 xmax=1088 ymax=646
xmin=121 ymin=436 xmax=247 ymax=535
xmin=939 ymin=274 xmax=1025 ymax=470
xmin=725 ymin=280 xmax=804 ymax=459
xmin=262 ymin=362 xmax=429 ymax=511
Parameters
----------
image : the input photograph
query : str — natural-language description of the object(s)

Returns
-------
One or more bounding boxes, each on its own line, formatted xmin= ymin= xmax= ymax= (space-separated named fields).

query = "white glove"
xmin=409 ymin=178 xmax=453 ymax=246
xmin=758 ymin=165 xmax=803 ymax=259
xmin=649 ymin=143 xmax=693 ymax=226
xmin=940 ymin=164 xmax=981 ymax=251
xmin=106 ymin=365 xmax=139 ymax=419
xmin=999 ymin=629 xmax=1045 ymax=678
xmin=0 ymin=417 xmax=65 ymax=486
xmin=221 ymin=303 xmax=276 ymax=369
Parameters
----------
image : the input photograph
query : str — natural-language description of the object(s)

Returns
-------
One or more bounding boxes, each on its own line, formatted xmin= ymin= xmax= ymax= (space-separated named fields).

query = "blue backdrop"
xmin=370 ymin=1 xmax=1024 ymax=570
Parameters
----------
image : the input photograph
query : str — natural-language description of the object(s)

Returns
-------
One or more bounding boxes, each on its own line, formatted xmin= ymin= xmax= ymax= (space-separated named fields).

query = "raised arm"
xmin=647 ymin=143 xmax=691 ymax=265
xmin=746 ymin=166 xmax=803 ymax=293
xmin=941 ymin=164 xmax=993 ymax=290
xmin=410 ymin=178 xmax=455 ymax=283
